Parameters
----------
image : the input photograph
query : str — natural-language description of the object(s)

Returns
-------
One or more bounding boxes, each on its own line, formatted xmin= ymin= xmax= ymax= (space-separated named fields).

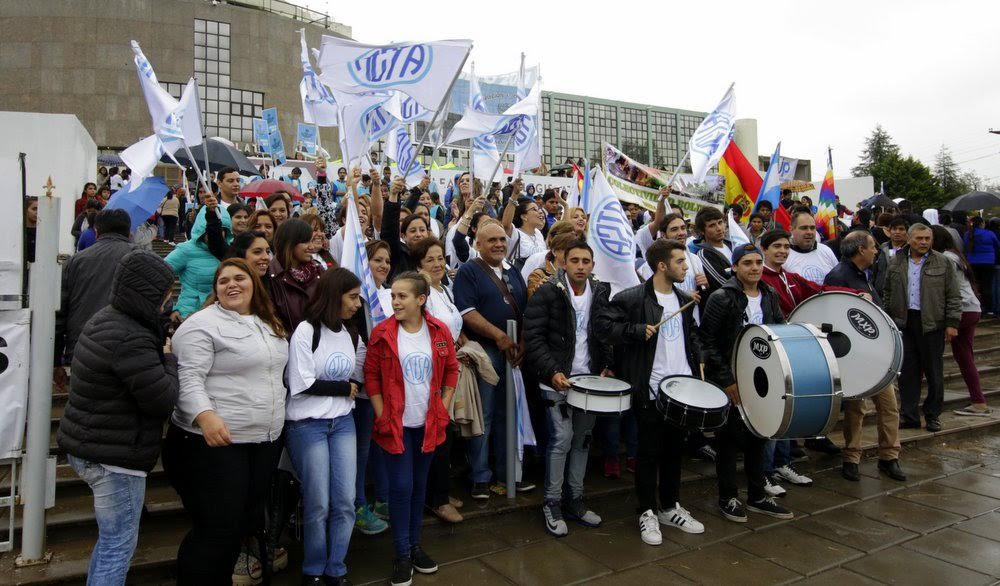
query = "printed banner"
xmin=0 ymin=309 xmax=31 ymax=459
xmin=253 ymin=118 xmax=269 ymax=154
xmin=262 ymin=107 xmax=286 ymax=165
xmin=603 ymin=143 xmax=721 ymax=215
xmin=296 ymin=123 xmax=318 ymax=156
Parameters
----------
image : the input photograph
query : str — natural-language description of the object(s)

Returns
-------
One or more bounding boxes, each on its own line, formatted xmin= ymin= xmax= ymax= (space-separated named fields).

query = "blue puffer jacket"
xmin=964 ymin=228 xmax=1000 ymax=266
xmin=165 ymin=206 xmax=233 ymax=317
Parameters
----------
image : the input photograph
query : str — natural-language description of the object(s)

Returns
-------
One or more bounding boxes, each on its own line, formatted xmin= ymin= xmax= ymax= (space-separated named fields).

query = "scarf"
xmin=287 ymin=260 xmax=321 ymax=287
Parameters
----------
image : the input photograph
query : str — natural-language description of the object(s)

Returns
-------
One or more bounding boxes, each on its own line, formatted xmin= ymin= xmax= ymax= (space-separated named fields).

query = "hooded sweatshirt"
xmin=165 ymin=206 xmax=233 ymax=317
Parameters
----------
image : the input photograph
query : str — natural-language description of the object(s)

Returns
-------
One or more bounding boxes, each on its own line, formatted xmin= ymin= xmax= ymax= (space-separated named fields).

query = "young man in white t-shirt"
xmin=524 ymin=241 xmax=613 ymax=537
xmin=595 ymin=240 xmax=706 ymax=546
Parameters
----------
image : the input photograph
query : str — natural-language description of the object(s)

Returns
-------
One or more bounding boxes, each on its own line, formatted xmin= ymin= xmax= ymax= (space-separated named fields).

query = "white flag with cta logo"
xmin=317 ymin=37 xmax=472 ymax=110
xmin=586 ymin=168 xmax=641 ymax=296
xmin=299 ymin=29 xmax=339 ymax=127
xmin=688 ymin=83 xmax=735 ymax=184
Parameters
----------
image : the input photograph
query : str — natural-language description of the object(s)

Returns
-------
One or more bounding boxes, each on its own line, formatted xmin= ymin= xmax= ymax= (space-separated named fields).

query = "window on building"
xmin=678 ymin=114 xmax=705 ymax=171
xmin=620 ymin=107 xmax=649 ymax=165
xmin=587 ymin=102 xmax=617 ymax=165
xmin=650 ymin=110 xmax=679 ymax=169
xmin=550 ymin=98 xmax=585 ymax=167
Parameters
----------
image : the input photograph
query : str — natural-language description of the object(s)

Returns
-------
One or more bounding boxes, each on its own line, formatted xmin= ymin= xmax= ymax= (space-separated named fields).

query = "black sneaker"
xmin=410 ymin=546 xmax=438 ymax=574
xmin=747 ymin=496 xmax=794 ymax=519
xmin=323 ymin=577 xmax=352 ymax=586
xmin=925 ymin=417 xmax=942 ymax=433
xmin=841 ymin=462 xmax=861 ymax=482
xmin=719 ymin=497 xmax=747 ymax=523
xmin=390 ymin=558 xmax=413 ymax=586
xmin=471 ymin=482 xmax=490 ymax=500
xmin=302 ymin=577 xmax=325 ymax=586
xmin=694 ymin=445 xmax=717 ymax=462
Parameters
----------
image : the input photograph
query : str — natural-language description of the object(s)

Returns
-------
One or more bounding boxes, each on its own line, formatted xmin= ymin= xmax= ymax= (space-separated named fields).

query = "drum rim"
xmin=733 ymin=323 xmax=796 ymax=438
xmin=567 ymin=375 xmax=631 ymax=395
xmin=789 ymin=292 xmax=903 ymax=400
xmin=565 ymin=388 xmax=632 ymax=413
xmin=657 ymin=374 xmax=730 ymax=410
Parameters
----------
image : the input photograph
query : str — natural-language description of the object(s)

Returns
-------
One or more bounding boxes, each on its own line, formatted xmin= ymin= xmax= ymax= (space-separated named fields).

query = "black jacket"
xmin=824 ymin=259 xmax=882 ymax=305
xmin=594 ymin=279 xmax=701 ymax=408
xmin=57 ymin=250 xmax=180 ymax=472
xmin=524 ymin=271 xmax=612 ymax=386
xmin=55 ymin=233 xmax=135 ymax=363
xmin=382 ymin=200 xmax=416 ymax=282
xmin=697 ymin=277 xmax=784 ymax=389
xmin=688 ymin=237 xmax=734 ymax=309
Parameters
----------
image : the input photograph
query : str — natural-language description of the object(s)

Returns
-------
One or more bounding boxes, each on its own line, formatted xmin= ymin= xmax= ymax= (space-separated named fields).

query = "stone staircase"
xmin=1 ymin=303 xmax=998 ymax=584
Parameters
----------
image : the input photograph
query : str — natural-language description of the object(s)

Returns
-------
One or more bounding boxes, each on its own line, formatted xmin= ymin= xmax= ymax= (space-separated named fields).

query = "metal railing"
xmin=220 ymin=0 xmax=352 ymax=37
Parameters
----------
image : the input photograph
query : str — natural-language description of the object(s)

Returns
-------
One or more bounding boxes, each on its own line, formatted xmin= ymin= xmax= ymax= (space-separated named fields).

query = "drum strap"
xmin=543 ymin=398 xmax=570 ymax=419
xmin=474 ymin=258 xmax=522 ymax=319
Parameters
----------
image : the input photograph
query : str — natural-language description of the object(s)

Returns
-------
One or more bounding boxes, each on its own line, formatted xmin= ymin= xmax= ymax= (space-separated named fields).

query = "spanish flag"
xmin=718 ymin=141 xmax=761 ymax=222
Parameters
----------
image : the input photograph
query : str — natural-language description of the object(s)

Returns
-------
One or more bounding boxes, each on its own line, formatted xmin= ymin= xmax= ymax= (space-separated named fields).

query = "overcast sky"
xmin=308 ymin=0 xmax=1000 ymax=183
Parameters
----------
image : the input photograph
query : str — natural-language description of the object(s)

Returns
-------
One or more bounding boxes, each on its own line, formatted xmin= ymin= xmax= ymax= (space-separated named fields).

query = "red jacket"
xmin=761 ymin=265 xmax=859 ymax=318
xmin=364 ymin=314 xmax=459 ymax=455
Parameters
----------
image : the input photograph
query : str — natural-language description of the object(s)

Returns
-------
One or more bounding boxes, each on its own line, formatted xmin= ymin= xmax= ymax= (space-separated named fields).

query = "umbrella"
xmin=780 ymin=179 xmax=815 ymax=193
xmin=241 ymin=178 xmax=304 ymax=202
xmin=859 ymin=194 xmax=899 ymax=209
xmin=104 ymin=176 xmax=170 ymax=231
xmin=943 ymin=190 xmax=1000 ymax=211
xmin=160 ymin=137 xmax=260 ymax=176
xmin=97 ymin=153 xmax=124 ymax=166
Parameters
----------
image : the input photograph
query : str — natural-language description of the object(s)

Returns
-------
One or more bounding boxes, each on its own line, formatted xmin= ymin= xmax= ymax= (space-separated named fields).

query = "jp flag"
xmin=131 ymin=41 xmax=202 ymax=148
xmin=299 ymin=29 xmax=339 ymax=127
xmin=384 ymin=125 xmax=426 ymax=188
xmin=586 ymin=168 xmax=641 ymax=296
xmin=753 ymin=142 xmax=792 ymax=230
xmin=341 ymin=196 xmax=388 ymax=326
xmin=688 ymin=83 xmax=735 ymax=184
xmin=317 ymin=36 xmax=472 ymax=110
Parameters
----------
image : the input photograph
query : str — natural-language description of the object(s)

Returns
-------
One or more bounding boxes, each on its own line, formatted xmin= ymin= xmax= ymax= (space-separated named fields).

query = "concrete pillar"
xmin=734 ymin=118 xmax=759 ymax=171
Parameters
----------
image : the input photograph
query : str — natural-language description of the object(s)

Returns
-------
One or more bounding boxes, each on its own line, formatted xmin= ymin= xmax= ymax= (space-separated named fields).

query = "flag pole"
xmin=400 ymin=46 xmax=473 ymax=178
xmin=180 ymin=141 xmax=215 ymax=201
xmin=201 ymin=134 xmax=210 ymax=183
xmin=663 ymin=149 xmax=691 ymax=191
xmin=486 ymin=132 xmax=516 ymax=190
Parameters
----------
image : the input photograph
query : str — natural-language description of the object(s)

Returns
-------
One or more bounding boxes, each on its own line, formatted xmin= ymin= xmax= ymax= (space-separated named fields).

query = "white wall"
xmin=0 ymin=112 xmax=97 ymax=254
xmin=810 ymin=175 xmax=875 ymax=210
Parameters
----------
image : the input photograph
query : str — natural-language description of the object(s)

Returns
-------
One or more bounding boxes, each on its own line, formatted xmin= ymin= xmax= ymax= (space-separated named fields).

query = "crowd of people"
xmin=41 ymin=159 xmax=1000 ymax=586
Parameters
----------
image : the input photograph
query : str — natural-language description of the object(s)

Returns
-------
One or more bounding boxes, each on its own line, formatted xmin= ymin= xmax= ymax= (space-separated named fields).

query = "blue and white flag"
xmin=334 ymin=91 xmax=395 ymax=165
xmin=728 ymin=210 xmax=750 ymax=246
xmin=341 ymin=196 xmax=388 ymax=326
xmin=384 ymin=125 xmax=425 ymax=188
xmin=317 ymin=36 xmax=472 ymax=110
xmin=384 ymin=91 xmax=434 ymax=124
xmin=121 ymin=134 xmax=168 ymax=191
xmin=253 ymin=118 xmax=269 ymax=154
xmin=586 ymin=168 xmax=641 ymax=295
xmin=299 ymin=29 xmax=339 ymax=127
xmin=511 ymin=60 xmax=542 ymax=177
xmin=754 ymin=142 xmax=784 ymax=217
xmin=445 ymin=108 xmax=526 ymax=144
xmin=131 ymin=41 xmax=202 ymax=148
xmin=468 ymin=64 xmax=501 ymax=186
xmin=688 ymin=83 xmax=736 ymax=184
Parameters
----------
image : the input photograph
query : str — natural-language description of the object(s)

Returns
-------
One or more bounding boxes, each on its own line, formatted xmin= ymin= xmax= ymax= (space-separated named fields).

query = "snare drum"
xmin=566 ymin=375 xmax=632 ymax=415
xmin=788 ymin=292 xmax=903 ymax=400
xmin=656 ymin=375 xmax=730 ymax=431
xmin=733 ymin=323 xmax=842 ymax=439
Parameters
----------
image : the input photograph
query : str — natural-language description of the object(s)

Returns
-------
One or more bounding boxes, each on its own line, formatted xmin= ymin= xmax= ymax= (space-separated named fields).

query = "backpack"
xmin=310 ymin=320 xmax=360 ymax=353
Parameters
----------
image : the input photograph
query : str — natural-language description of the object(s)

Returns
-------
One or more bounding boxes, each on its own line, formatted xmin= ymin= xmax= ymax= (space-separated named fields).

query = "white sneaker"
xmin=764 ymin=475 xmax=786 ymax=497
xmin=774 ymin=464 xmax=813 ymax=486
xmin=638 ymin=509 xmax=662 ymax=545
xmin=542 ymin=501 xmax=568 ymax=537
xmin=658 ymin=503 xmax=705 ymax=534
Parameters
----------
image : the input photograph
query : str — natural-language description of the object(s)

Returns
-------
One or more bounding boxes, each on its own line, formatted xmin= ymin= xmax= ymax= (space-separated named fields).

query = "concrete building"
xmin=0 ymin=0 xmax=351 ymax=150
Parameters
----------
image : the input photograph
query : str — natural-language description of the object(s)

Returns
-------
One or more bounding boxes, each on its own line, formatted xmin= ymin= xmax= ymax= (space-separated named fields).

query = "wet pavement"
xmin=248 ymin=432 xmax=1000 ymax=586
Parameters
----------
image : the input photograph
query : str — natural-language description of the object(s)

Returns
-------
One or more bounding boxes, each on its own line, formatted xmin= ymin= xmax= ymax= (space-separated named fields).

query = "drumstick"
xmin=653 ymin=299 xmax=698 ymax=329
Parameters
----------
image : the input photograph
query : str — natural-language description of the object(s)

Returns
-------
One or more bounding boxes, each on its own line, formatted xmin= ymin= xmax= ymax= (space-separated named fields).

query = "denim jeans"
xmin=543 ymin=390 xmax=597 ymax=502
xmin=764 ymin=440 xmax=792 ymax=474
xmin=68 ymin=455 xmax=145 ymax=586
xmin=468 ymin=343 xmax=508 ymax=484
xmin=285 ymin=416 xmax=357 ymax=578
xmin=383 ymin=426 xmax=435 ymax=558
xmin=353 ymin=397 xmax=389 ymax=508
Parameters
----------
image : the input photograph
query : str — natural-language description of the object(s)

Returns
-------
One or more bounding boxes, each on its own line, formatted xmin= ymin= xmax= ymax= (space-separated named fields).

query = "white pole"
xmin=18 ymin=192 xmax=60 ymax=565
xmin=664 ymin=149 xmax=691 ymax=189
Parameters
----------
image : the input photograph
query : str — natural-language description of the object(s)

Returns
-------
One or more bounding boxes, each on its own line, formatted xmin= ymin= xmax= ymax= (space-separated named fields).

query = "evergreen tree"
xmin=933 ymin=145 xmax=964 ymax=199
xmin=852 ymin=124 xmax=901 ymax=177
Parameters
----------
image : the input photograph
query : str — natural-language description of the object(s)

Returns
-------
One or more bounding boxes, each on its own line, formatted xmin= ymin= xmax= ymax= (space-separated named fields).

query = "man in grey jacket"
xmin=883 ymin=223 xmax=961 ymax=432
xmin=54 ymin=209 xmax=134 ymax=389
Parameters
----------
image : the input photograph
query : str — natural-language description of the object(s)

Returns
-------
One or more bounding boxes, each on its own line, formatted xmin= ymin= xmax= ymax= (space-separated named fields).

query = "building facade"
xmin=0 ymin=0 xmax=350 ymax=151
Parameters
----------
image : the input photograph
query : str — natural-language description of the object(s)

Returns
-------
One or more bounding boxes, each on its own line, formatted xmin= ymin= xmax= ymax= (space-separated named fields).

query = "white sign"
xmin=0 ymin=309 xmax=31 ymax=459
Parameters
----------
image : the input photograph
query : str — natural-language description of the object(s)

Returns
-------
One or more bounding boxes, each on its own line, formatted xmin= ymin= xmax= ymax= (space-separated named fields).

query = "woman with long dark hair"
xmin=225 ymin=231 xmax=271 ymax=277
xmin=286 ymin=268 xmax=366 ymax=584
xmin=164 ymin=258 xmax=288 ymax=584
xmin=933 ymin=225 xmax=992 ymax=416
xmin=268 ymin=218 xmax=323 ymax=334
xmin=365 ymin=271 xmax=459 ymax=585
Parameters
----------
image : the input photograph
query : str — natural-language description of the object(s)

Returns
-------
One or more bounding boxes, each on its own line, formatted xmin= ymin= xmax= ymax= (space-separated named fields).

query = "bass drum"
xmin=788 ymin=292 xmax=902 ymax=400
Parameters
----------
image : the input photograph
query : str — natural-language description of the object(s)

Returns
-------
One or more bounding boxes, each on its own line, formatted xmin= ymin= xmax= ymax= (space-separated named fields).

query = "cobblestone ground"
xmin=243 ymin=432 xmax=1000 ymax=586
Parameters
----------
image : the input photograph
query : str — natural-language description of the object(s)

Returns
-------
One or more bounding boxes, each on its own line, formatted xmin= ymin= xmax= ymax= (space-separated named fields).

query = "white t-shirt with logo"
xmin=287 ymin=322 xmax=365 ymax=421
xmin=570 ymin=281 xmax=593 ymax=376
xmin=399 ymin=321 xmax=433 ymax=428
xmin=785 ymin=245 xmax=838 ymax=284
xmin=649 ymin=289 xmax=691 ymax=399
xmin=745 ymin=293 xmax=764 ymax=325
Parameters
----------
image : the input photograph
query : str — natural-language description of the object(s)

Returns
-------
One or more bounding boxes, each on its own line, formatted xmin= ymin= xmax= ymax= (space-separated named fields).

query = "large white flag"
xmin=121 ymin=134 xmax=168 ymax=189
xmin=384 ymin=91 xmax=434 ymax=124
xmin=688 ymin=83 xmax=736 ymax=184
xmin=468 ymin=65 xmax=501 ymax=185
xmin=511 ymin=60 xmax=542 ymax=177
xmin=586 ymin=168 xmax=641 ymax=295
xmin=299 ymin=29 xmax=339 ymax=127
xmin=334 ymin=91 xmax=395 ymax=164
xmin=131 ymin=41 xmax=203 ymax=147
xmin=384 ymin=125 xmax=426 ymax=188
xmin=341 ymin=197 xmax=388 ymax=325
xmin=317 ymin=37 xmax=472 ymax=110
xmin=446 ymin=108 xmax=526 ymax=144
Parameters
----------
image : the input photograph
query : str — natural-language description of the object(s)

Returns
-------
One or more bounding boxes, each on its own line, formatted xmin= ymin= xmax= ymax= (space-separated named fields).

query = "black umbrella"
xmin=943 ymin=190 xmax=1000 ymax=211
xmin=859 ymin=193 xmax=898 ymax=209
xmin=160 ymin=137 xmax=260 ymax=176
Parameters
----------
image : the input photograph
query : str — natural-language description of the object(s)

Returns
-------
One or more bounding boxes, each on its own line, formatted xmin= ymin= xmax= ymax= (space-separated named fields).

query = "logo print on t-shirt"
xmin=801 ymin=264 xmax=826 ymax=284
xmin=325 ymin=353 xmax=354 ymax=381
xmin=660 ymin=315 xmax=682 ymax=341
xmin=402 ymin=353 xmax=432 ymax=385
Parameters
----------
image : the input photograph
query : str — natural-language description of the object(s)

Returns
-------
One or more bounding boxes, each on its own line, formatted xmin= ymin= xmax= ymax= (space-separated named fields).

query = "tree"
xmin=959 ymin=169 xmax=983 ymax=193
xmin=933 ymin=145 xmax=965 ymax=199
xmin=620 ymin=139 xmax=649 ymax=166
xmin=871 ymin=153 xmax=944 ymax=209
xmin=852 ymin=125 xmax=901 ymax=178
